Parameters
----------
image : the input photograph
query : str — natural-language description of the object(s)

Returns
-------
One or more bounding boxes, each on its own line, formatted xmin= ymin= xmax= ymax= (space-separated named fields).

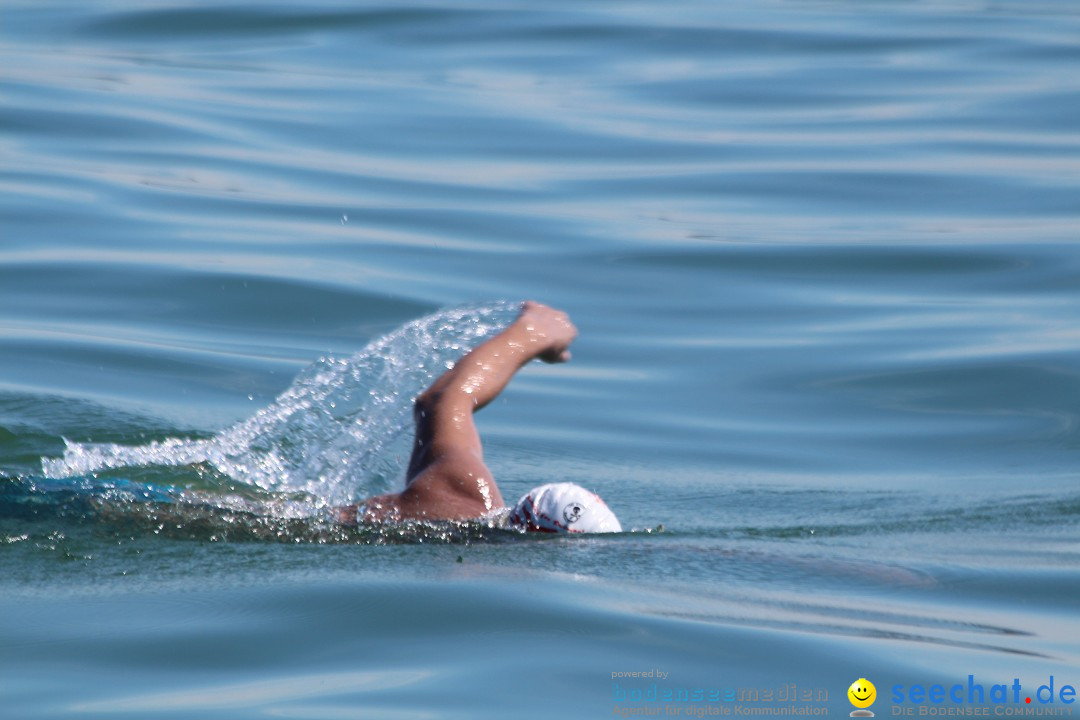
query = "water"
xmin=2 ymin=0 xmax=1079 ymax=718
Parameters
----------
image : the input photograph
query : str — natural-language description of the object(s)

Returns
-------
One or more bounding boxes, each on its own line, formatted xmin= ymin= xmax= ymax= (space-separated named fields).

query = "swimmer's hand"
xmin=518 ymin=301 xmax=577 ymax=364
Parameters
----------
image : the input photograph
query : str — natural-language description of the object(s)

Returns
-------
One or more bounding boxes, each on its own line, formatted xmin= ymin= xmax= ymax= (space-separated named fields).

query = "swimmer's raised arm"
xmin=405 ymin=301 xmax=577 ymax=481
xmin=340 ymin=302 xmax=577 ymax=524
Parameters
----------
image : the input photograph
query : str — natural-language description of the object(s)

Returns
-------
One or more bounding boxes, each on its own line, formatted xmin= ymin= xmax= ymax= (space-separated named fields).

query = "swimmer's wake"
xmin=40 ymin=302 xmax=520 ymax=509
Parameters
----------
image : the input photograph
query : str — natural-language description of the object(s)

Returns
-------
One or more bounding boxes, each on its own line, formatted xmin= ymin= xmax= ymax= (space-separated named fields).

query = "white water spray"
xmin=41 ymin=302 xmax=519 ymax=506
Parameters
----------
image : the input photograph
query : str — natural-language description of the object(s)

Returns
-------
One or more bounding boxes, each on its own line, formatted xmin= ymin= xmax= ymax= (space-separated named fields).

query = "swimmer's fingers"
xmin=538 ymin=349 xmax=571 ymax=364
xmin=518 ymin=301 xmax=577 ymax=363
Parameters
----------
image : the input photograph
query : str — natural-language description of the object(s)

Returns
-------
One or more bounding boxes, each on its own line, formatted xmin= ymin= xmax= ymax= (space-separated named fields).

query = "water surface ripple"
xmin=2 ymin=0 xmax=1079 ymax=718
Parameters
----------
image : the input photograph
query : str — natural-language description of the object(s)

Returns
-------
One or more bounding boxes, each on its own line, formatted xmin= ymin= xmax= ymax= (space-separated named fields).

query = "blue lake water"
xmin=2 ymin=0 xmax=1080 ymax=718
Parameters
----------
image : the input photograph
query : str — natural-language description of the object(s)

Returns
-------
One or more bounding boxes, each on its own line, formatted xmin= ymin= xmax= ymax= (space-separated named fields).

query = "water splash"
xmin=0 ymin=474 xmax=525 ymax=545
xmin=40 ymin=302 xmax=520 ymax=507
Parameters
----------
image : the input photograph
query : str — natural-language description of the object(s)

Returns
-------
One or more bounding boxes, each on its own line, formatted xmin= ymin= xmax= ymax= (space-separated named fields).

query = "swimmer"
xmin=336 ymin=301 xmax=621 ymax=534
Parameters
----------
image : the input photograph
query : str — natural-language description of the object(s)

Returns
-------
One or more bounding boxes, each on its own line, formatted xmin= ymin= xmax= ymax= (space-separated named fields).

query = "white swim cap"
xmin=508 ymin=482 xmax=621 ymax=534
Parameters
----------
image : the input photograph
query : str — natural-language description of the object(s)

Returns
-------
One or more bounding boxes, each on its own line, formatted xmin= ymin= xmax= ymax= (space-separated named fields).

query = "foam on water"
xmin=40 ymin=302 xmax=520 ymax=508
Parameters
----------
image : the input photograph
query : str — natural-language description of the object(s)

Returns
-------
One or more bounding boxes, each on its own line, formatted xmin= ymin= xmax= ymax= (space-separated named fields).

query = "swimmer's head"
xmin=507 ymin=482 xmax=621 ymax=534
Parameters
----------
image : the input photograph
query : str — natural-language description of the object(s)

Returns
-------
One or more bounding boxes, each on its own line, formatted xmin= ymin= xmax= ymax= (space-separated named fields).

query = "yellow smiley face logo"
xmin=848 ymin=678 xmax=876 ymax=709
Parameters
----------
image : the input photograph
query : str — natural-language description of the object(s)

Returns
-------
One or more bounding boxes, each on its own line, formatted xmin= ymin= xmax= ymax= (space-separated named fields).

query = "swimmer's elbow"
xmin=414 ymin=387 xmax=451 ymax=418
xmin=415 ymin=386 xmax=472 ymax=418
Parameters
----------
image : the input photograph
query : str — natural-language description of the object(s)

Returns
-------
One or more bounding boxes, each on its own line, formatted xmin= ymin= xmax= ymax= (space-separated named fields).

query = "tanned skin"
xmin=337 ymin=301 xmax=577 ymax=525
